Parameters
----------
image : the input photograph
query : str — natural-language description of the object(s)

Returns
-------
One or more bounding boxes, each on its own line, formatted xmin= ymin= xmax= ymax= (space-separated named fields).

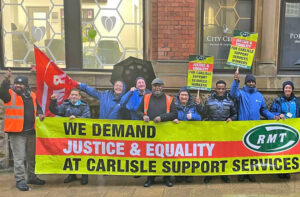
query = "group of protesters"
xmin=0 ymin=68 xmax=299 ymax=191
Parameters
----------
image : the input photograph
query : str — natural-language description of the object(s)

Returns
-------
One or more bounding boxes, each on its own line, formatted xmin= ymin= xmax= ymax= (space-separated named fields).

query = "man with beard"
xmin=230 ymin=70 xmax=279 ymax=182
xmin=0 ymin=69 xmax=45 ymax=191
xmin=136 ymin=78 xmax=178 ymax=187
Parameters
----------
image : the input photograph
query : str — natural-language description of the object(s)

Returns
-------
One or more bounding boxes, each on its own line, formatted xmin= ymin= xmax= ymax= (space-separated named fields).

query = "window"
xmin=1 ymin=0 xmax=65 ymax=68
xmin=200 ymin=0 xmax=254 ymax=72
xmin=80 ymin=0 xmax=143 ymax=69
xmin=0 ymin=0 xmax=144 ymax=70
xmin=278 ymin=0 xmax=300 ymax=73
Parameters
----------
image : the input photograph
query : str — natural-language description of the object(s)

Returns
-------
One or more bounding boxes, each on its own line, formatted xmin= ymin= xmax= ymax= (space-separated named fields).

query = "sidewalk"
xmin=1 ymin=171 xmax=300 ymax=197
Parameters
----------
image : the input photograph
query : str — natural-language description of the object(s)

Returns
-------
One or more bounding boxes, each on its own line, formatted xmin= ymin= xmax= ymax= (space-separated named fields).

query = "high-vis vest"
xmin=144 ymin=93 xmax=173 ymax=115
xmin=4 ymin=89 xmax=37 ymax=132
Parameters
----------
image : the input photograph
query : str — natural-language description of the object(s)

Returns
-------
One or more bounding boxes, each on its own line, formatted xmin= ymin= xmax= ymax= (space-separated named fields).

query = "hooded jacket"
xmin=80 ymin=83 xmax=126 ymax=119
xmin=174 ymin=90 xmax=201 ymax=121
xmin=230 ymin=80 xmax=274 ymax=120
xmin=204 ymin=91 xmax=237 ymax=121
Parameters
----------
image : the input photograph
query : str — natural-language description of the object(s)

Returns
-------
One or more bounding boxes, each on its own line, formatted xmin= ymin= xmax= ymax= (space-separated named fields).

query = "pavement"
xmin=1 ymin=171 xmax=300 ymax=197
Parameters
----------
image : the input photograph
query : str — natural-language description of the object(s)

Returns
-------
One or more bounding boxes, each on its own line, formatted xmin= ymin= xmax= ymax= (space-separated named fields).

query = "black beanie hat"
xmin=245 ymin=74 xmax=256 ymax=84
xmin=14 ymin=76 xmax=28 ymax=86
xmin=282 ymin=81 xmax=294 ymax=91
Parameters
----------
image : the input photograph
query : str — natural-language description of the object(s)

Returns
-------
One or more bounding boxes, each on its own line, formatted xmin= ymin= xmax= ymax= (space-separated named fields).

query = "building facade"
xmin=0 ymin=0 xmax=300 ymax=168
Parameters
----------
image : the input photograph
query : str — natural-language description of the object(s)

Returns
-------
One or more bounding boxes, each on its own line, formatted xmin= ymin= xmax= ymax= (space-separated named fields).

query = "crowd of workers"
xmin=0 ymin=68 xmax=298 ymax=191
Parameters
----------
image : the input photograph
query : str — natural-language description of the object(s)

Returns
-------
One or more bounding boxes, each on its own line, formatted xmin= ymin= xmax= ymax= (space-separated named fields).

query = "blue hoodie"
xmin=230 ymin=80 xmax=274 ymax=120
xmin=80 ymin=82 xmax=126 ymax=119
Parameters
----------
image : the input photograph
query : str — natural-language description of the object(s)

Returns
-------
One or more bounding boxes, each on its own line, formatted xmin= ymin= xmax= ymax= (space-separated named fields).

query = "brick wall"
xmin=152 ymin=0 xmax=196 ymax=60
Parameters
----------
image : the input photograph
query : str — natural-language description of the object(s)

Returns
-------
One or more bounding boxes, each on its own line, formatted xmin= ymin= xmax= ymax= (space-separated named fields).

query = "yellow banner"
xmin=36 ymin=117 xmax=300 ymax=175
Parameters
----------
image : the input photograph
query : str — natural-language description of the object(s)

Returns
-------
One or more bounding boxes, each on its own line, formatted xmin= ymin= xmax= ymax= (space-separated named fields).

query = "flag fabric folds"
xmin=34 ymin=46 xmax=78 ymax=116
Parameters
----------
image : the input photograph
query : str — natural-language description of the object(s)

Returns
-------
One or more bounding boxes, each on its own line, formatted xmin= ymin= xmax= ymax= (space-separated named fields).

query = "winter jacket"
xmin=174 ymin=91 xmax=201 ymax=121
xmin=120 ymin=89 xmax=151 ymax=120
xmin=79 ymin=83 xmax=125 ymax=119
xmin=270 ymin=94 xmax=300 ymax=118
xmin=204 ymin=91 xmax=237 ymax=121
xmin=49 ymin=99 xmax=91 ymax=118
xmin=230 ymin=80 xmax=274 ymax=120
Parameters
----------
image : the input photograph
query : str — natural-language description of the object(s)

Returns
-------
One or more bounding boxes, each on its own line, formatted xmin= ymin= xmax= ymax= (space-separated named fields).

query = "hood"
xmin=175 ymin=87 xmax=194 ymax=108
xmin=242 ymin=85 xmax=257 ymax=94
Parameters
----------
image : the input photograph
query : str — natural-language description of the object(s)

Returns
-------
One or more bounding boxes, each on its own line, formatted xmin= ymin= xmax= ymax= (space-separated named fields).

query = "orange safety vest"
xmin=4 ymin=89 xmax=37 ymax=132
xmin=143 ymin=93 xmax=173 ymax=115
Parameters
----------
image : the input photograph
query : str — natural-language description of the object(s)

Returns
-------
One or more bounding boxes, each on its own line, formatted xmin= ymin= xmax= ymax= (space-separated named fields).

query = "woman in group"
xmin=270 ymin=81 xmax=300 ymax=179
xmin=173 ymin=87 xmax=202 ymax=183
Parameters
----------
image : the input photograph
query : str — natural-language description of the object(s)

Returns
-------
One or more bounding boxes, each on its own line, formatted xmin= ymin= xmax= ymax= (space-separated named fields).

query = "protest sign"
xmin=227 ymin=30 xmax=258 ymax=69
xmin=187 ymin=55 xmax=214 ymax=91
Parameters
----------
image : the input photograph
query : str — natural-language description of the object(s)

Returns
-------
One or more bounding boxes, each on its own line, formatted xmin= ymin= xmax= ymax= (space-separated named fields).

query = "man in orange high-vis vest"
xmin=0 ymin=69 xmax=45 ymax=191
xmin=136 ymin=78 xmax=178 ymax=187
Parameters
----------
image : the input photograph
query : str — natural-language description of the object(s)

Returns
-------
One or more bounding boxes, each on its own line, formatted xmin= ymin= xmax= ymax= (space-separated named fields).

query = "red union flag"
xmin=34 ymin=46 xmax=78 ymax=116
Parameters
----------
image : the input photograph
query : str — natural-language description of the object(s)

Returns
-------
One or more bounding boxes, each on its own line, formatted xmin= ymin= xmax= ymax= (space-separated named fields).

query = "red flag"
xmin=34 ymin=46 xmax=78 ymax=116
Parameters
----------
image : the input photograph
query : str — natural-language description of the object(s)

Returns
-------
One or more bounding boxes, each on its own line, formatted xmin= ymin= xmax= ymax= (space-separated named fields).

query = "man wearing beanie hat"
xmin=0 ymin=69 xmax=45 ymax=191
xmin=230 ymin=70 xmax=279 ymax=182
xmin=136 ymin=78 xmax=178 ymax=187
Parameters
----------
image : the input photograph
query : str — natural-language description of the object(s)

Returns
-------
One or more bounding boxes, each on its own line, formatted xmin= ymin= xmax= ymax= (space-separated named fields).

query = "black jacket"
xmin=136 ymin=93 xmax=178 ymax=121
xmin=204 ymin=91 xmax=237 ymax=121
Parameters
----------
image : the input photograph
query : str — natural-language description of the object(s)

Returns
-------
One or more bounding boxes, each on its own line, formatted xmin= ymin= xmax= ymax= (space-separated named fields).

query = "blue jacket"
xmin=230 ymin=80 xmax=274 ymax=120
xmin=174 ymin=92 xmax=201 ymax=121
xmin=270 ymin=94 xmax=300 ymax=118
xmin=80 ymin=83 xmax=125 ymax=119
xmin=49 ymin=99 xmax=91 ymax=118
xmin=120 ymin=89 xmax=151 ymax=120
xmin=204 ymin=91 xmax=237 ymax=121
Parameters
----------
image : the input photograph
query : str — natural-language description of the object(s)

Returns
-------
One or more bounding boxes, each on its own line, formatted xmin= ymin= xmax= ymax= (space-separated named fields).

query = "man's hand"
xmin=4 ymin=68 xmax=12 ymax=81
xmin=50 ymin=94 xmax=58 ymax=100
xmin=226 ymin=118 xmax=232 ymax=123
xmin=143 ymin=115 xmax=150 ymax=122
xmin=173 ymin=119 xmax=179 ymax=124
xmin=38 ymin=114 xmax=45 ymax=121
xmin=274 ymin=115 xmax=280 ymax=121
xmin=69 ymin=115 xmax=76 ymax=120
xmin=153 ymin=116 xmax=161 ymax=123
xmin=279 ymin=114 xmax=286 ymax=120
xmin=234 ymin=70 xmax=239 ymax=81
xmin=130 ymin=87 xmax=137 ymax=92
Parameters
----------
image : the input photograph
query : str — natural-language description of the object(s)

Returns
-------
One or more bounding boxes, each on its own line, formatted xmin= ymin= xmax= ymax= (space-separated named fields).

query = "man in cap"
xmin=0 ymin=69 xmax=45 ymax=191
xmin=136 ymin=78 xmax=178 ymax=187
xmin=230 ymin=70 xmax=279 ymax=182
